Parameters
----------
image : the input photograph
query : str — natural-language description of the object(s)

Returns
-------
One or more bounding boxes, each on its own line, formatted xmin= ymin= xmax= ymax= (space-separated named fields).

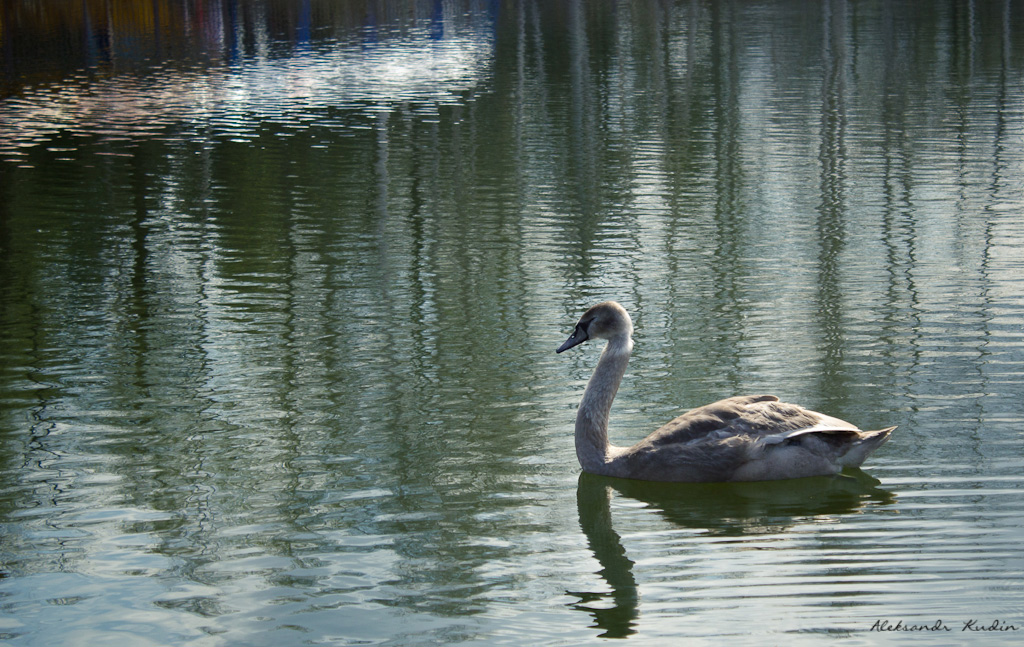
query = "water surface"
xmin=2 ymin=1 xmax=1024 ymax=645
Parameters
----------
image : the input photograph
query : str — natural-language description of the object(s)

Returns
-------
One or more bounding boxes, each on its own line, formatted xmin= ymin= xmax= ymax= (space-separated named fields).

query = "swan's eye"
xmin=568 ymin=320 xmax=592 ymax=343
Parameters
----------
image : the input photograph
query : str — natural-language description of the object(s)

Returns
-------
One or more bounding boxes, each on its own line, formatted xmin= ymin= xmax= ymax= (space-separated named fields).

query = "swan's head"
xmin=556 ymin=301 xmax=633 ymax=353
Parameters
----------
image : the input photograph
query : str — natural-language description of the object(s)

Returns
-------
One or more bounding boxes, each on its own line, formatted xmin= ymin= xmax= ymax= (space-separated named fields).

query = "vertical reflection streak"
xmin=814 ymin=0 xmax=849 ymax=404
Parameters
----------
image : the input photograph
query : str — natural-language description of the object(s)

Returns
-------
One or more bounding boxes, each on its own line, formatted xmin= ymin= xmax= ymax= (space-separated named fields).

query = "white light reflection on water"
xmin=0 ymin=28 xmax=492 ymax=163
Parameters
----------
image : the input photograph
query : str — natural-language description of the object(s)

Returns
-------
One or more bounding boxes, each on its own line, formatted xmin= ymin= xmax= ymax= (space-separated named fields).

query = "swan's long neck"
xmin=575 ymin=334 xmax=632 ymax=473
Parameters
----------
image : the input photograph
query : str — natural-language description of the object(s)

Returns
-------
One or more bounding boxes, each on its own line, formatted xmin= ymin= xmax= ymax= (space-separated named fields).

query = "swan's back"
xmin=641 ymin=395 xmax=853 ymax=447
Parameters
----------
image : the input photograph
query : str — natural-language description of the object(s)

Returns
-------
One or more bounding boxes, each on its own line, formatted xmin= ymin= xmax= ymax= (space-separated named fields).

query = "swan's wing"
xmin=758 ymin=423 xmax=860 ymax=445
xmin=622 ymin=395 xmax=894 ymax=481
xmin=757 ymin=424 xmax=897 ymax=466
xmin=643 ymin=394 xmax=836 ymax=447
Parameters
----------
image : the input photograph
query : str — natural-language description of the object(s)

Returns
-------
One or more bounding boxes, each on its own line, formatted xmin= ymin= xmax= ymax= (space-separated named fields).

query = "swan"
xmin=557 ymin=301 xmax=895 ymax=482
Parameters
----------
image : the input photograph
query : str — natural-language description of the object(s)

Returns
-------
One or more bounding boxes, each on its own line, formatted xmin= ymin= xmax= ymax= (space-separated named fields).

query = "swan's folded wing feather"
xmin=757 ymin=423 xmax=862 ymax=445
xmin=642 ymin=394 xmax=832 ymax=447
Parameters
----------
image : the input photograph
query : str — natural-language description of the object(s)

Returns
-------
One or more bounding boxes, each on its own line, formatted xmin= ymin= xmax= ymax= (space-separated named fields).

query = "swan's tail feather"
xmin=837 ymin=426 xmax=896 ymax=468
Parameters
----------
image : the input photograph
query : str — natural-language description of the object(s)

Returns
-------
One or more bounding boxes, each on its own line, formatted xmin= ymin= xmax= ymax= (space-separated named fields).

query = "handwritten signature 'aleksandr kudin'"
xmin=871 ymin=619 xmax=1019 ymax=633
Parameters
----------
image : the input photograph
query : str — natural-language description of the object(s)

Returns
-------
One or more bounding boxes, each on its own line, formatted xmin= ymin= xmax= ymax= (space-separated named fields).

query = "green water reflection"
xmin=1 ymin=1 xmax=1023 ymax=645
xmin=573 ymin=471 xmax=896 ymax=638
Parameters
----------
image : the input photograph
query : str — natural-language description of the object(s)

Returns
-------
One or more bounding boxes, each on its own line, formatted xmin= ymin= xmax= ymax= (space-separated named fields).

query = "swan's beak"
xmin=556 ymin=324 xmax=588 ymax=353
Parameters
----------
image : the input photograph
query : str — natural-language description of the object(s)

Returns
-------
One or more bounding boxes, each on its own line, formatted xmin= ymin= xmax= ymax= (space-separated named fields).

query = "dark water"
xmin=2 ymin=1 xmax=1023 ymax=645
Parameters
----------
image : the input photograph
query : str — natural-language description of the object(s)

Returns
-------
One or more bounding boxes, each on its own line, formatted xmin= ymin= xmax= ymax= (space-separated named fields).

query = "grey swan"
xmin=557 ymin=301 xmax=895 ymax=482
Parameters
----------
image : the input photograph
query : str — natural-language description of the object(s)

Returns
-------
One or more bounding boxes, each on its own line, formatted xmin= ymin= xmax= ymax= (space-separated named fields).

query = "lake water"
xmin=2 ymin=1 xmax=1024 ymax=645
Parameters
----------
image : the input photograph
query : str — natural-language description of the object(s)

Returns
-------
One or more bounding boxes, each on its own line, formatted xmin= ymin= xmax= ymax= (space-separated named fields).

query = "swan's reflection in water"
xmin=570 ymin=471 xmax=895 ymax=638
